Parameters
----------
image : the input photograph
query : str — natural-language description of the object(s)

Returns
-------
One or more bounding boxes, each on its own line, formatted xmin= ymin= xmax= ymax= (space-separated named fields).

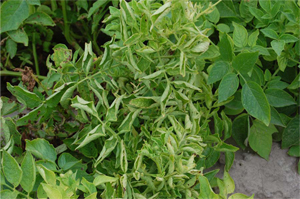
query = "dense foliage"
xmin=0 ymin=0 xmax=299 ymax=198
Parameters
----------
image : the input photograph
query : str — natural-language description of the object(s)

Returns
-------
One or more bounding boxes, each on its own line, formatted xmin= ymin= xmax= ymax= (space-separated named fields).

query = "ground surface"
xmin=215 ymin=142 xmax=300 ymax=199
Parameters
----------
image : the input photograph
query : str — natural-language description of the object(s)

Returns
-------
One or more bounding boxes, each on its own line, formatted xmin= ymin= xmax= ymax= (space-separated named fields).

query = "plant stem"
xmin=61 ymin=0 xmax=83 ymax=55
xmin=32 ymin=33 xmax=40 ymax=75
xmin=51 ymin=0 xmax=57 ymax=11
xmin=0 ymin=70 xmax=46 ymax=80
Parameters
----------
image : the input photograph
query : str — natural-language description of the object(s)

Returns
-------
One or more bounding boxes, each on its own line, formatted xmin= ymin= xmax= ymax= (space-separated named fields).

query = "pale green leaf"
xmin=20 ymin=152 xmax=36 ymax=193
xmin=2 ymin=150 xmax=22 ymax=187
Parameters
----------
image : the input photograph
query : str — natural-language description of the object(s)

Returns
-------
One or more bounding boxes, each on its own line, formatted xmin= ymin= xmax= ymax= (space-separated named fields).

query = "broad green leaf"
xmin=288 ymin=145 xmax=300 ymax=157
xmin=86 ymin=192 xmax=97 ymax=199
xmin=249 ymin=120 xmax=278 ymax=160
xmin=119 ymin=109 xmax=140 ymax=133
xmin=217 ymin=179 xmax=227 ymax=199
xmin=259 ymin=0 xmax=271 ymax=12
xmin=75 ymin=124 xmax=106 ymax=150
xmin=225 ymin=152 xmax=235 ymax=172
xmin=0 ymin=190 xmax=19 ymax=199
xmin=207 ymin=61 xmax=230 ymax=84
xmin=215 ymin=143 xmax=239 ymax=153
xmin=20 ymin=152 xmax=36 ymax=193
xmin=58 ymin=153 xmax=80 ymax=170
xmin=124 ymin=33 xmax=141 ymax=45
xmin=7 ymin=29 xmax=28 ymax=46
xmin=16 ymin=104 xmax=44 ymax=126
xmin=242 ymin=81 xmax=270 ymax=126
xmin=2 ymin=150 xmax=22 ymax=187
xmin=141 ymin=70 xmax=165 ymax=80
xmin=45 ymin=82 xmax=74 ymax=108
xmin=7 ymin=83 xmax=42 ymax=109
xmin=218 ymin=33 xmax=233 ymax=62
xmin=232 ymin=22 xmax=248 ymax=48
xmin=26 ymin=0 xmax=40 ymax=5
xmin=248 ymin=30 xmax=259 ymax=47
xmin=287 ymin=73 xmax=300 ymax=90
xmin=37 ymin=165 xmax=56 ymax=185
xmin=106 ymin=95 xmax=124 ymax=121
xmin=26 ymin=138 xmax=57 ymax=162
xmin=224 ymin=171 xmax=235 ymax=194
xmin=232 ymin=52 xmax=259 ymax=74
xmin=270 ymin=107 xmax=286 ymax=127
xmin=42 ymin=184 xmax=62 ymax=199
xmin=265 ymin=88 xmax=296 ymax=107
xmin=260 ymin=28 xmax=278 ymax=40
xmin=6 ymin=39 xmax=17 ymax=58
xmin=198 ymin=175 xmax=219 ymax=199
xmin=0 ymin=0 xmax=29 ymax=33
xmin=232 ymin=114 xmax=249 ymax=150
xmin=25 ymin=12 xmax=55 ymax=26
xmin=81 ymin=177 xmax=97 ymax=194
xmin=129 ymin=97 xmax=157 ymax=109
xmin=229 ymin=193 xmax=254 ymax=199
xmin=60 ymin=84 xmax=77 ymax=108
xmin=207 ymin=7 xmax=220 ymax=23
xmin=271 ymin=40 xmax=285 ymax=56
xmin=218 ymin=73 xmax=239 ymax=103
xmin=93 ymin=175 xmax=118 ymax=186
xmin=282 ymin=116 xmax=300 ymax=149
xmin=239 ymin=0 xmax=257 ymax=22
xmin=279 ymin=34 xmax=299 ymax=43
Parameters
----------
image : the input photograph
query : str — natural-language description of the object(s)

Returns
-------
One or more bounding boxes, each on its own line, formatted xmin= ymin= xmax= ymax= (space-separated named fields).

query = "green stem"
xmin=61 ymin=0 xmax=83 ymax=55
xmin=0 ymin=70 xmax=46 ymax=80
xmin=51 ymin=0 xmax=57 ymax=11
xmin=32 ymin=33 xmax=40 ymax=75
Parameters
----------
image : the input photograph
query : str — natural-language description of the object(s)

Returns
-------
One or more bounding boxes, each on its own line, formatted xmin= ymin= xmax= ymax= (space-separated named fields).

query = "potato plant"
xmin=0 ymin=0 xmax=299 ymax=198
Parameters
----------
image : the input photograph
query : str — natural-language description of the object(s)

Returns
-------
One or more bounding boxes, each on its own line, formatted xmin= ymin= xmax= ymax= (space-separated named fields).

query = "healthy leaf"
xmin=6 ymin=39 xmax=17 ymax=59
xmin=229 ymin=193 xmax=254 ymax=199
xmin=20 ymin=152 xmax=36 ymax=193
xmin=0 ymin=0 xmax=29 ymax=33
xmin=225 ymin=152 xmax=235 ymax=172
xmin=93 ymin=175 xmax=118 ymax=186
xmin=37 ymin=165 xmax=56 ymax=185
xmin=282 ymin=116 xmax=300 ymax=149
xmin=218 ymin=33 xmax=233 ymax=62
xmin=198 ymin=175 xmax=219 ymax=199
xmin=42 ymin=184 xmax=62 ymax=199
xmin=129 ymin=97 xmax=157 ymax=109
xmin=232 ymin=22 xmax=248 ymax=48
xmin=288 ymin=145 xmax=300 ymax=157
xmin=7 ymin=83 xmax=42 ymax=109
xmin=242 ymin=81 xmax=270 ymax=126
xmin=218 ymin=73 xmax=239 ymax=103
xmin=279 ymin=34 xmax=299 ymax=43
xmin=249 ymin=120 xmax=278 ymax=160
xmin=0 ymin=190 xmax=19 ymax=199
xmin=88 ymin=0 xmax=109 ymax=18
xmin=271 ymin=40 xmax=285 ymax=56
xmin=207 ymin=61 xmax=230 ymax=84
xmin=232 ymin=52 xmax=259 ymax=74
xmin=58 ymin=153 xmax=81 ymax=171
xmin=265 ymin=88 xmax=296 ymax=107
xmin=260 ymin=28 xmax=278 ymax=40
xmin=2 ymin=150 xmax=23 ymax=187
xmin=232 ymin=114 xmax=249 ymax=150
xmin=7 ymin=29 xmax=28 ymax=46
xmin=26 ymin=138 xmax=57 ymax=163
xmin=248 ymin=30 xmax=259 ymax=47
xmin=224 ymin=171 xmax=235 ymax=194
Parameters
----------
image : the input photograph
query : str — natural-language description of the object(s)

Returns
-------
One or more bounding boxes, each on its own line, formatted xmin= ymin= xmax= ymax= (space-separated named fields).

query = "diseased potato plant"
xmin=0 ymin=0 xmax=299 ymax=199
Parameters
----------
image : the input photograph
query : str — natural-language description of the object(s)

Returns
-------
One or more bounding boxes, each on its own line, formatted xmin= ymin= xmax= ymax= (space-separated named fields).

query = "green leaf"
xmin=25 ymin=12 xmax=55 ymax=26
xmin=60 ymin=84 xmax=77 ymax=108
xmin=232 ymin=114 xmax=249 ymax=150
xmin=124 ymin=33 xmax=141 ymax=46
xmin=232 ymin=22 xmax=248 ymax=48
xmin=242 ymin=81 xmax=270 ymax=126
xmin=271 ymin=40 xmax=285 ymax=56
xmin=26 ymin=138 xmax=57 ymax=163
xmin=218 ymin=73 xmax=239 ymax=103
xmin=37 ymin=165 xmax=56 ymax=185
xmin=119 ymin=110 xmax=140 ymax=134
xmin=229 ymin=193 xmax=254 ymax=199
xmin=7 ymin=83 xmax=42 ymax=109
xmin=95 ymin=136 xmax=118 ymax=166
xmin=249 ymin=120 xmax=278 ymax=160
xmin=20 ymin=152 xmax=36 ymax=193
xmin=75 ymin=124 xmax=106 ymax=150
xmin=26 ymin=0 xmax=40 ymax=5
xmin=270 ymin=107 xmax=286 ymax=127
xmin=198 ymin=175 xmax=220 ymax=199
xmin=0 ymin=190 xmax=19 ymax=199
xmin=88 ymin=0 xmax=109 ymax=18
xmin=6 ymin=39 xmax=17 ymax=59
xmin=288 ymin=145 xmax=300 ymax=157
xmin=7 ymin=29 xmax=28 ymax=46
xmin=225 ymin=152 xmax=235 ymax=172
xmin=232 ymin=52 xmax=259 ymax=74
xmin=0 ymin=0 xmax=29 ymax=33
xmin=93 ymin=175 xmax=118 ymax=186
xmin=172 ymin=81 xmax=201 ymax=91
xmin=0 ymin=97 xmax=20 ymax=116
xmin=259 ymin=0 xmax=271 ymax=12
xmin=215 ymin=143 xmax=239 ymax=152
xmin=2 ymin=150 xmax=22 ymax=187
xmin=71 ymin=96 xmax=99 ymax=119
xmin=106 ymin=95 xmax=124 ymax=121
xmin=42 ymin=183 xmax=62 ymax=199
xmin=58 ymin=153 xmax=80 ymax=170
xmin=120 ymin=140 xmax=128 ymax=173
xmin=282 ymin=116 xmax=300 ymax=149
xmin=129 ymin=97 xmax=157 ymax=109
xmin=51 ymin=44 xmax=72 ymax=67
xmin=223 ymin=171 xmax=235 ymax=194
xmin=248 ymin=30 xmax=259 ymax=47
xmin=265 ymin=88 xmax=296 ymax=107
xmin=279 ymin=34 xmax=299 ymax=43
xmin=218 ymin=33 xmax=233 ymax=62
xmin=207 ymin=61 xmax=230 ymax=84
xmin=260 ymin=28 xmax=279 ymax=40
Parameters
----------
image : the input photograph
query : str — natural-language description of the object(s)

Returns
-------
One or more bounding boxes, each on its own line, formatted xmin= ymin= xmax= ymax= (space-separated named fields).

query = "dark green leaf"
xmin=218 ymin=33 xmax=233 ymax=62
xmin=26 ymin=138 xmax=57 ymax=163
xmin=282 ymin=116 xmax=300 ymax=149
xmin=207 ymin=61 xmax=230 ymax=84
xmin=25 ymin=12 xmax=55 ymax=26
xmin=232 ymin=22 xmax=248 ymax=48
xmin=232 ymin=114 xmax=249 ymax=150
xmin=7 ymin=29 xmax=28 ymax=46
xmin=232 ymin=52 xmax=259 ymax=74
xmin=58 ymin=153 xmax=80 ymax=170
xmin=242 ymin=81 xmax=270 ymax=126
xmin=20 ymin=152 xmax=36 ymax=193
xmin=288 ymin=145 xmax=300 ymax=157
xmin=218 ymin=73 xmax=239 ymax=103
xmin=265 ymin=88 xmax=296 ymax=107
